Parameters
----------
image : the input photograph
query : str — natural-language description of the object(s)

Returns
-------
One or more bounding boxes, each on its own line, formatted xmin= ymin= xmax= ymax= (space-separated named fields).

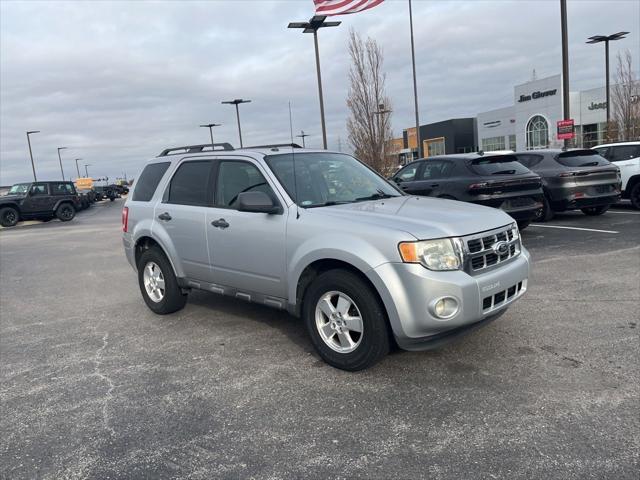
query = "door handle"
xmin=430 ymin=184 xmax=440 ymax=187
xmin=400 ymin=185 xmax=409 ymax=190
xmin=211 ymin=218 xmax=229 ymax=229
xmin=158 ymin=212 xmax=172 ymax=221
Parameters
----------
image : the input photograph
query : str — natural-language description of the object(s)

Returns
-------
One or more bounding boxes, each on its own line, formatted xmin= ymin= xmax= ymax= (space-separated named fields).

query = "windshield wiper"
xmin=304 ymin=200 xmax=352 ymax=208
xmin=354 ymin=189 xmax=399 ymax=202
xmin=491 ymin=170 xmax=516 ymax=175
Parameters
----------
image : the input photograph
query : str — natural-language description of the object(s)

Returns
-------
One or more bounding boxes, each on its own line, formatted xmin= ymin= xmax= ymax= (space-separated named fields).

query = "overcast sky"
xmin=1 ymin=0 xmax=638 ymax=184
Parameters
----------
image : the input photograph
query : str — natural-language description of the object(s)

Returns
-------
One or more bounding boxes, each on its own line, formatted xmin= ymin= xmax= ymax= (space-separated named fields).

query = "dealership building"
xmin=391 ymin=73 xmax=638 ymax=164
xmin=477 ymin=73 xmax=630 ymax=152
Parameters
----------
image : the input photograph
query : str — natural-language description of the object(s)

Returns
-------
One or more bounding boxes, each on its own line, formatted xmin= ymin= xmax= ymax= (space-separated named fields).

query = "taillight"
xmin=468 ymin=182 xmax=489 ymax=190
xmin=558 ymin=172 xmax=575 ymax=177
xmin=122 ymin=206 xmax=129 ymax=232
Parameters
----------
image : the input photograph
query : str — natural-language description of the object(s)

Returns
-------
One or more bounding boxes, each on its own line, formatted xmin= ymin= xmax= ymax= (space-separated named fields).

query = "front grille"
xmin=462 ymin=225 xmax=521 ymax=274
xmin=482 ymin=281 xmax=526 ymax=312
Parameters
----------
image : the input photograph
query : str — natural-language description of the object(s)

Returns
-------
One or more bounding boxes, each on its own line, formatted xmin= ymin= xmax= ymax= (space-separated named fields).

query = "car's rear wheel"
xmin=581 ymin=205 xmax=609 ymax=216
xmin=303 ymin=269 xmax=390 ymax=371
xmin=0 ymin=206 xmax=19 ymax=227
xmin=534 ymin=195 xmax=554 ymax=222
xmin=629 ymin=182 xmax=640 ymax=210
xmin=55 ymin=203 xmax=76 ymax=222
xmin=137 ymin=246 xmax=187 ymax=314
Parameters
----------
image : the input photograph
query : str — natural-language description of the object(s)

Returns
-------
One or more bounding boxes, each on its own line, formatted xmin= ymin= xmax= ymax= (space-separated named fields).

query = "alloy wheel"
xmin=315 ymin=291 xmax=364 ymax=353
xmin=143 ymin=261 xmax=166 ymax=303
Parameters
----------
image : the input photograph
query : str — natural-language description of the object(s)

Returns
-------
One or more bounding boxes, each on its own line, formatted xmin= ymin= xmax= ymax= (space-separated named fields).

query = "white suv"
xmin=593 ymin=141 xmax=640 ymax=209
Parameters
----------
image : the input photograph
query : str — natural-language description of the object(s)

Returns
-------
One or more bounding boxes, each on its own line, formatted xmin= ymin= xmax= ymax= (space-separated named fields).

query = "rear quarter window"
xmin=132 ymin=162 xmax=170 ymax=201
xmin=469 ymin=156 xmax=530 ymax=175
xmin=555 ymin=151 xmax=610 ymax=167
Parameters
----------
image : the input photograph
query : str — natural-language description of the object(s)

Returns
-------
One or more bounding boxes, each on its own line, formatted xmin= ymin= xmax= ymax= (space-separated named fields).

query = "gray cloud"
xmin=1 ymin=0 xmax=638 ymax=184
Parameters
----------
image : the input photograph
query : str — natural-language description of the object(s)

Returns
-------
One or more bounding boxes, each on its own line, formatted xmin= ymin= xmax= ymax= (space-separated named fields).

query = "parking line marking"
xmin=529 ymin=224 xmax=619 ymax=234
xmin=607 ymin=210 xmax=640 ymax=215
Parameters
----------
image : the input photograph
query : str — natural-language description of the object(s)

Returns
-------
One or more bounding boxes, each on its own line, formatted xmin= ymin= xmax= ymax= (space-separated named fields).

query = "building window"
xmin=508 ymin=135 xmax=516 ymax=151
xmin=424 ymin=137 xmax=445 ymax=157
xmin=481 ymin=136 xmax=506 ymax=152
xmin=526 ymin=115 xmax=549 ymax=150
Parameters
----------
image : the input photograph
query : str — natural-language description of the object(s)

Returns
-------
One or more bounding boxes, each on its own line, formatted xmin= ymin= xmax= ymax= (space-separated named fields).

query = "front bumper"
xmin=371 ymin=248 xmax=530 ymax=351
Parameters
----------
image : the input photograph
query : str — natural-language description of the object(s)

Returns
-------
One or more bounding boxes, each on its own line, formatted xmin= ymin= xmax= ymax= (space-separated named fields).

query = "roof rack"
xmin=158 ymin=143 xmax=234 ymax=157
xmin=244 ymin=143 xmax=303 ymax=150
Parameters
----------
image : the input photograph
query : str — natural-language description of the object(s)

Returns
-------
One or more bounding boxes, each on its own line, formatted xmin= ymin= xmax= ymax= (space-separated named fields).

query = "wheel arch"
xmin=134 ymin=236 xmax=180 ymax=280
xmin=0 ymin=202 xmax=21 ymax=213
xmin=624 ymin=174 xmax=640 ymax=197
xmin=53 ymin=199 xmax=75 ymax=211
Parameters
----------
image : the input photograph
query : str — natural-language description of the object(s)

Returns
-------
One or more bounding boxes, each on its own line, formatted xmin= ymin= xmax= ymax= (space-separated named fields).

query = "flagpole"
xmin=408 ymin=0 xmax=422 ymax=159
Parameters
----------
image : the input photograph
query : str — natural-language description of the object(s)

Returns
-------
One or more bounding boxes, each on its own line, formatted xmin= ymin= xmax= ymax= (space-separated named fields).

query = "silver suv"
xmin=122 ymin=143 xmax=531 ymax=370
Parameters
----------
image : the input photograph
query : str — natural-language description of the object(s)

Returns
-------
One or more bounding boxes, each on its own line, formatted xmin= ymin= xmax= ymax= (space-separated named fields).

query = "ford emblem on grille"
xmin=493 ymin=241 xmax=509 ymax=255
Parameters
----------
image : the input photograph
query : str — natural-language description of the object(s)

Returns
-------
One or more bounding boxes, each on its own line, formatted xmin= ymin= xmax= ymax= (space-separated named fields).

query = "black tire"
xmin=534 ymin=195 xmax=554 ymax=222
xmin=55 ymin=203 xmax=76 ymax=222
xmin=302 ymin=269 xmax=390 ymax=371
xmin=0 ymin=206 xmax=19 ymax=227
xmin=629 ymin=182 xmax=640 ymax=210
xmin=137 ymin=246 xmax=187 ymax=314
xmin=517 ymin=220 xmax=531 ymax=230
xmin=581 ymin=205 xmax=609 ymax=216
xmin=109 ymin=197 xmax=115 ymax=202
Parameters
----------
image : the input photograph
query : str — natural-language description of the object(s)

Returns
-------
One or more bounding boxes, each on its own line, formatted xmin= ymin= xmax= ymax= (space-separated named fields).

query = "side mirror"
xmin=237 ymin=191 xmax=282 ymax=214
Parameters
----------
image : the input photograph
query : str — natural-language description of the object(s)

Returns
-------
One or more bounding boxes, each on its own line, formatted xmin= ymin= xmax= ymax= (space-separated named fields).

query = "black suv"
xmin=0 ymin=181 xmax=80 ymax=227
xmin=513 ymin=149 xmax=621 ymax=220
xmin=391 ymin=153 xmax=543 ymax=229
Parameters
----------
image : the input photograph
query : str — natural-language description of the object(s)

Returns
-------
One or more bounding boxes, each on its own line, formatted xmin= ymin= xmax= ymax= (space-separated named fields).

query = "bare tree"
xmin=346 ymin=30 xmax=394 ymax=174
xmin=612 ymin=50 xmax=640 ymax=141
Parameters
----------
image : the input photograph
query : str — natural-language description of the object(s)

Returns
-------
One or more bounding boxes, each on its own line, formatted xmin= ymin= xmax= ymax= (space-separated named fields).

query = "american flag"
xmin=313 ymin=0 xmax=385 ymax=16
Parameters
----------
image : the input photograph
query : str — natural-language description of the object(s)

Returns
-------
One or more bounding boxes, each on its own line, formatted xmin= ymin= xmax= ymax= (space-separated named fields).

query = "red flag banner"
xmin=314 ymin=0 xmax=384 ymax=16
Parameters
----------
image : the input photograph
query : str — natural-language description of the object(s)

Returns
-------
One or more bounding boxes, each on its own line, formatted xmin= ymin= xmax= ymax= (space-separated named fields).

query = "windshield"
xmin=468 ymin=156 xmax=530 ymax=176
xmin=556 ymin=150 xmax=610 ymax=167
xmin=8 ymin=183 xmax=30 ymax=195
xmin=265 ymin=152 xmax=401 ymax=208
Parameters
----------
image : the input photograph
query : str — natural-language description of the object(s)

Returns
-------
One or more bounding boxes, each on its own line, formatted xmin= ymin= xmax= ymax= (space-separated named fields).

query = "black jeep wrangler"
xmin=0 ymin=181 xmax=81 ymax=227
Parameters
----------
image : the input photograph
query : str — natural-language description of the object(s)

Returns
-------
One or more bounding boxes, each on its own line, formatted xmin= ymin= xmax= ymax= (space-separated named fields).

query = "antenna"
xmin=288 ymin=101 xmax=300 ymax=219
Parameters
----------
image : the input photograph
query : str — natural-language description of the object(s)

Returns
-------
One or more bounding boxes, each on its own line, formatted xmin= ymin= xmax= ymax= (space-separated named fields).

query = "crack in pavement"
xmin=92 ymin=331 xmax=116 ymax=437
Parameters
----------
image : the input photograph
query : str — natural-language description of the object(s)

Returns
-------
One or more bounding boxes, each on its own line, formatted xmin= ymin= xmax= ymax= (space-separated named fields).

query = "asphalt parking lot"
xmin=1 ymin=200 xmax=638 ymax=479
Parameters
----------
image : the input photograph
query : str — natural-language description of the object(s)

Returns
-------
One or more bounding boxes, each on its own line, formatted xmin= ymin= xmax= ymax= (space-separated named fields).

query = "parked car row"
xmin=392 ymin=146 xmax=630 ymax=226
xmin=0 ymin=180 xmax=126 ymax=227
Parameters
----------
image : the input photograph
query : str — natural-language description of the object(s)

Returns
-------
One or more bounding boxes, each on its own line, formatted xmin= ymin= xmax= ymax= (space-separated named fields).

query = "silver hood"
xmin=310 ymin=196 xmax=514 ymax=239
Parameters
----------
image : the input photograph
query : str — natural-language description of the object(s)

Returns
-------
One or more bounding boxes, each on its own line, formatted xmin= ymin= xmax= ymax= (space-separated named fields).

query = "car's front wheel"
xmin=137 ymin=246 xmax=187 ymax=314
xmin=303 ymin=269 xmax=390 ymax=371
xmin=0 ymin=206 xmax=19 ymax=227
xmin=534 ymin=195 xmax=554 ymax=222
xmin=581 ymin=205 xmax=609 ymax=216
xmin=55 ymin=203 xmax=76 ymax=222
xmin=629 ymin=182 xmax=640 ymax=210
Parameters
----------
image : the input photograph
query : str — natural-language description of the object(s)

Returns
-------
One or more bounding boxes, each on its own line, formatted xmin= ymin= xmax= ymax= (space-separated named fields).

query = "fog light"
xmin=429 ymin=296 xmax=459 ymax=320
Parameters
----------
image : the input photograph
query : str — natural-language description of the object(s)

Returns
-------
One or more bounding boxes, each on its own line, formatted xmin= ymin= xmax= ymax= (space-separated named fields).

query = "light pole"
xmin=57 ymin=147 xmax=67 ymax=180
xmin=560 ymin=0 xmax=570 ymax=148
xmin=26 ymin=130 xmax=40 ymax=181
xmin=288 ymin=16 xmax=341 ymax=150
xmin=84 ymin=164 xmax=91 ymax=178
xmin=587 ymin=31 xmax=629 ymax=139
xmin=374 ymin=104 xmax=392 ymax=160
xmin=222 ymin=99 xmax=251 ymax=148
xmin=200 ymin=123 xmax=222 ymax=147
xmin=296 ymin=130 xmax=310 ymax=148
xmin=75 ymin=158 xmax=82 ymax=178
xmin=408 ymin=0 xmax=422 ymax=159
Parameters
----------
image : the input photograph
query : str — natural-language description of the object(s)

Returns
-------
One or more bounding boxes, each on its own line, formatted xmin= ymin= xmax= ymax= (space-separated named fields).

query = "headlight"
xmin=398 ymin=238 xmax=463 ymax=271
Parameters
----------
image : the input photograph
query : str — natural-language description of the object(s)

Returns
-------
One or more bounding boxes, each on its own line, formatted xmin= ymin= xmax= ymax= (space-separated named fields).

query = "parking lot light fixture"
xmin=199 ymin=123 xmax=222 ymax=147
xmin=586 ymin=31 xmax=629 ymax=138
xmin=57 ymin=147 xmax=68 ymax=181
xmin=75 ymin=158 xmax=82 ymax=179
xmin=288 ymin=16 xmax=341 ymax=150
xmin=221 ymin=99 xmax=251 ymax=148
xmin=296 ymin=130 xmax=310 ymax=148
xmin=84 ymin=164 xmax=91 ymax=178
xmin=26 ymin=130 xmax=40 ymax=181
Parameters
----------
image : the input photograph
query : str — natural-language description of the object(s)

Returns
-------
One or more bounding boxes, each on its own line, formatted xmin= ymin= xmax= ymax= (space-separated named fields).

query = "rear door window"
xmin=51 ymin=182 xmax=75 ymax=195
xmin=418 ymin=160 xmax=451 ymax=180
xmin=469 ymin=156 xmax=530 ymax=175
xmin=555 ymin=151 xmax=610 ymax=167
xmin=167 ymin=161 xmax=213 ymax=206
xmin=132 ymin=162 xmax=170 ymax=201
xmin=609 ymin=145 xmax=640 ymax=162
